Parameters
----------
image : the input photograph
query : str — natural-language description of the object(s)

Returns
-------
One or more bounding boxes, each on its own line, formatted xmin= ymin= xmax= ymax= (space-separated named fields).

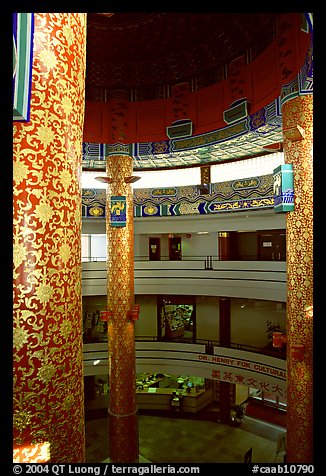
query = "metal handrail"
xmin=83 ymin=335 xmax=286 ymax=360
xmin=82 ymin=255 xmax=284 ymax=263
xmin=82 ymin=255 xmax=217 ymax=262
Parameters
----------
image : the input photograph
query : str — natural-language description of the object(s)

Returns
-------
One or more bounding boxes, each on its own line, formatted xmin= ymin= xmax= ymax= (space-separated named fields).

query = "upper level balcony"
xmin=82 ymin=257 xmax=286 ymax=302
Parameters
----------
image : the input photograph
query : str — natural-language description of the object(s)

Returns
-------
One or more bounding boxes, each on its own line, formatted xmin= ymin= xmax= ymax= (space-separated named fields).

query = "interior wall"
xmin=181 ymin=232 xmax=218 ymax=258
xmin=236 ymin=232 xmax=258 ymax=260
xmin=133 ymin=294 xmax=223 ymax=343
xmin=230 ymin=298 xmax=286 ymax=348
xmin=134 ymin=294 xmax=158 ymax=337
xmin=134 ymin=210 xmax=286 ymax=235
xmin=131 ymin=295 xmax=286 ymax=348
xmin=83 ymin=219 xmax=106 ymax=234
xmin=195 ymin=296 xmax=220 ymax=341
xmin=134 ymin=234 xmax=141 ymax=258
xmin=136 ymin=234 xmax=169 ymax=259
xmin=82 ymin=211 xmax=286 ymax=262
xmin=135 ymin=232 xmax=218 ymax=260
xmin=82 ymin=295 xmax=107 ymax=314
xmin=82 ymin=293 xmax=286 ymax=350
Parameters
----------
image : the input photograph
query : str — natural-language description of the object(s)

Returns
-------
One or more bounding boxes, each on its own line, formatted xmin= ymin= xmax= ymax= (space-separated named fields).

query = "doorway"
xmin=158 ymin=295 xmax=195 ymax=342
xmin=149 ymin=237 xmax=161 ymax=261
xmin=169 ymin=236 xmax=182 ymax=260
xmin=218 ymin=231 xmax=256 ymax=260
xmin=257 ymin=230 xmax=286 ymax=261
xmin=218 ymin=229 xmax=286 ymax=261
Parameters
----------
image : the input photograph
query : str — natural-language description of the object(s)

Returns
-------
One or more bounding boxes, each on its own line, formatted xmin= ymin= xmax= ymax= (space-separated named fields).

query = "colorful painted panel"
xmin=82 ymin=98 xmax=285 ymax=170
xmin=223 ymin=98 xmax=248 ymax=125
xmin=82 ymin=189 xmax=106 ymax=218
xmin=232 ymin=177 xmax=260 ymax=190
xmin=82 ymin=174 xmax=274 ymax=219
xmin=135 ymin=204 xmax=169 ymax=217
xmin=273 ymin=164 xmax=294 ymax=213
xmin=151 ymin=187 xmax=177 ymax=198
xmin=82 ymin=142 xmax=108 ymax=169
xmin=280 ymin=39 xmax=313 ymax=106
xmin=207 ymin=197 xmax=274 ymax=214
xmin=13 ymin=13 xmax=34 ymax=122
xmin=82 ymin=41 xmax=312 ymax=171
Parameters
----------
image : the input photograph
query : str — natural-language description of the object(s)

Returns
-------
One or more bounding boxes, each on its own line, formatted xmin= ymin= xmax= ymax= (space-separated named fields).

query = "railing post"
xmin=205 ymin=256 xmax=213 ymax=270
xmin=205 ymin=340 xmax=214 ymax=354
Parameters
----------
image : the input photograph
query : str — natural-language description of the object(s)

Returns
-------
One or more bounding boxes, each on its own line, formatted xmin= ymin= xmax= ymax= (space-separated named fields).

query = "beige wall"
xmin=131 ymin=295 xmax=286 ymax=348
xmin=83 ymin=292 xmax=286 ymax=349
xmin=134 ymin=295 xmax=158 ymax=336
xmin=195 ymin=296 xmax=220 ymax=341
xmin=231 ymin=298 xmax=286 ymax=347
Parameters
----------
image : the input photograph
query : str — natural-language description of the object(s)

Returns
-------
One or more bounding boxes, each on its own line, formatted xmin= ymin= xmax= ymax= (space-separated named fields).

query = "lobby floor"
xmin=85 ymin=412 xmax=286 ymax=464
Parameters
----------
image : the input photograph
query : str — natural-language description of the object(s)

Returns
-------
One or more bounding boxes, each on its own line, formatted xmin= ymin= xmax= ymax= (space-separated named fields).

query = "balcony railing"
xmin=82 ymin=258 xmax=286 ymax=301
xmin=82 ymin=254 xmax=283 ymax=263
xmin=84 ymin=334 xmax=286 ymax=360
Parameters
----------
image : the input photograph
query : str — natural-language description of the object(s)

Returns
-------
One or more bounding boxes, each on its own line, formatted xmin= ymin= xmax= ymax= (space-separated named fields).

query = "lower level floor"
xmin=85 ymin=401 xmax=287 ymax=464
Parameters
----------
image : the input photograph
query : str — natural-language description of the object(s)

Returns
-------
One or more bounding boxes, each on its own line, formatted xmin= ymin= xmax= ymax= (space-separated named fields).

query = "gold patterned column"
xmin=282 ymin=94 xmax=313 ymax=462
xmin=13 ymin=13 xmax=87 ymax=462
xmin=106 ymin=153 xmax=139 ymax=463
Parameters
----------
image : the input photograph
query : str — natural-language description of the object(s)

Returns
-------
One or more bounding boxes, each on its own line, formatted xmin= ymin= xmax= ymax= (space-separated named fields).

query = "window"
xmin=82 ymin=234 xmax=107 ymax=261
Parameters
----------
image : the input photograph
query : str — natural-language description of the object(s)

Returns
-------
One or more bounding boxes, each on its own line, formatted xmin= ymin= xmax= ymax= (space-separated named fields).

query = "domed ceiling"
xmin=84 ymin=12 xmax=290 ymax=171
xmin=86 ymin=12 xmax=279 ymax=93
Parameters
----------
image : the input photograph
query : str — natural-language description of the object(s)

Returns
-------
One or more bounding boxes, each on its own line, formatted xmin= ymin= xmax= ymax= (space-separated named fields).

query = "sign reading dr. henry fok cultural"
xmin=110 ymin=195 xmax=126 ymax=227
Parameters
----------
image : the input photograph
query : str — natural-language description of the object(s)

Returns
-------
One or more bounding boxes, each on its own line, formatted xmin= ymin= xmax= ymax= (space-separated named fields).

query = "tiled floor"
xmin=85 ymin=412 xmax=286 ymax=464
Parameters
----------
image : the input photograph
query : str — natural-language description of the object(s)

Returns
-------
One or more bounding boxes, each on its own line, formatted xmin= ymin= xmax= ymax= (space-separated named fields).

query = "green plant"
xmin=266 ymin=320 xmax=281 ymax=341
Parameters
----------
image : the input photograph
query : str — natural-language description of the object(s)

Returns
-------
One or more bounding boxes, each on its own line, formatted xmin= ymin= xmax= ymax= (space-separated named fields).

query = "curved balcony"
xmin=83 ymin=339 xmax=286 ymax=398
xmin=82 ymin=257 xmax=286 ymax=302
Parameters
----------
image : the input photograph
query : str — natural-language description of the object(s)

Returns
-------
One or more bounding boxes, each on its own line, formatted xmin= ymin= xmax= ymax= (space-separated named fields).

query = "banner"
xmin=110 ymin=195 xmax=126 ymax=227
xmin=273 ymin=164 xmax=294 ymax=213
xmin=13 ymin=13 xmax=34 ymax=122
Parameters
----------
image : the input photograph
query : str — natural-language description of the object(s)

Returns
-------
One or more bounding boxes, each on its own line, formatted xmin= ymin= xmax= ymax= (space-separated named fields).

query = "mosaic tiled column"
xmin=13 ymin=13 xmax=87 ymax=462
xmin=106 ymin=153 xmax=139 ymax=463
xmin=282 ymin=94 xmax=313 ymax=462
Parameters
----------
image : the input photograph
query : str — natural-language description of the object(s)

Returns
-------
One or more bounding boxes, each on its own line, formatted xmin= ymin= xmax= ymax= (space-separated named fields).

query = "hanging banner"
xmin=273 ymin=164 xmax=294 ymax=213
xmin=13 ymin=13 xmax=34 ymax=122
xmin=110 ymin=195 xmax=126 ymax=227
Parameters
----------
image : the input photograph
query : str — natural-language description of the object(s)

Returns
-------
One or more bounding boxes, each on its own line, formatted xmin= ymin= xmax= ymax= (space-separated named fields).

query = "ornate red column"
xmin=282 ymin=94 xmax=313 ymax=462
xmin=218 ymin=297 xmax=232 ymax=423
xmin=106 ymin=150 xmax=139 ymax=463
xmin=13 ymin=13 xmax=87 ymax=462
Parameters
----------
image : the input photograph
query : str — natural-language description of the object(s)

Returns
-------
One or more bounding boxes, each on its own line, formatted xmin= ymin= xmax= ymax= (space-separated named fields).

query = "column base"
xmin=109 ymin=412 xmax=139 ymax=463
